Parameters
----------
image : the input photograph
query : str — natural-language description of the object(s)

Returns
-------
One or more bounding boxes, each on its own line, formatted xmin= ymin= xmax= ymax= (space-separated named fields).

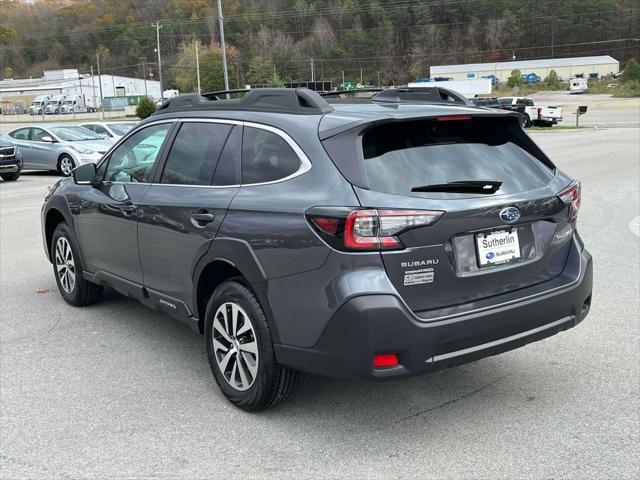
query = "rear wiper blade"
xmin=411 ymin=180 xmax=502 ymax=194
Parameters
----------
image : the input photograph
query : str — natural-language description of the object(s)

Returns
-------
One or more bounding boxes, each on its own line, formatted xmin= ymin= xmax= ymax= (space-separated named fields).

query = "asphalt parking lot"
xmin=1 ymin=124 xmax=639 ymax=478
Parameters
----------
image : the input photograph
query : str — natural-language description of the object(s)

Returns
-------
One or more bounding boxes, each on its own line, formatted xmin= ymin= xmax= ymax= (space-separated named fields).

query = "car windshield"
xmin=63 ymin=100 xmax=73 ymax=104
xmin=50 ymin=126 xmax=102 ymax=141
xmin=108 ymin=123 xmax=135 ymax=136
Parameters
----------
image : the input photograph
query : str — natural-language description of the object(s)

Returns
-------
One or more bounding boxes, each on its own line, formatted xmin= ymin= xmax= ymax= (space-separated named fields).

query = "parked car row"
xmin=0 ymin=122 xmax=136 ymax=180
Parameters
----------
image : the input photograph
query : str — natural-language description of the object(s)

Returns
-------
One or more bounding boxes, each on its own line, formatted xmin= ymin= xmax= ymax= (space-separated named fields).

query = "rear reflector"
xmin=373 ymin=353 xmax=399 ymax=368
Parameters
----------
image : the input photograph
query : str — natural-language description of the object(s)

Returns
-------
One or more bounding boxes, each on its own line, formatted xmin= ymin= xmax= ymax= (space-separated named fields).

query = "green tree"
xmin=621 ymin=58 xmax=640 ymax=83
xmin=136 ymin=96 xmax=156 ymax=119
xmin=174 ymin=40 xmax=237 ymax=93
xmin=247 ymin=56 xmax=281 ymax=85
xmin=507 ymin=69 xmax=523 ymax=88
xmin=545 ymin=70 xmax=560 ymax=90
xmin=0 ymin=25 xmax=18 ymax=45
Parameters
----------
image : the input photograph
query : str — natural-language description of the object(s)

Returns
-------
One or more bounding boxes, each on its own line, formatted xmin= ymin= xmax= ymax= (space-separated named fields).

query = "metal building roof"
xmin=431 ymin=55 xmax=619 ymax=74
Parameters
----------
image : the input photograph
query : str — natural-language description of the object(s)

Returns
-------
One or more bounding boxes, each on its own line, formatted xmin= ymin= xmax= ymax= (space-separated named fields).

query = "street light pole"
xmin=152 ymin=21 xmax=164 ymax=101
xmin=216 ymin=0 xmax=230 ymax=94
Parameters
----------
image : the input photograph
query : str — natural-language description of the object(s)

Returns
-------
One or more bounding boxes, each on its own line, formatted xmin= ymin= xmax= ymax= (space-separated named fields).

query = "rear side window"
xmin=241 ymin=127 xmax=300 ymax=184
xmin=161 ymin=122 xmax=232 ymax=185
xmin=9 ymin=128 xmax=30 ymax=140
xmin=359 ymin=118 xmax=554 ymax=198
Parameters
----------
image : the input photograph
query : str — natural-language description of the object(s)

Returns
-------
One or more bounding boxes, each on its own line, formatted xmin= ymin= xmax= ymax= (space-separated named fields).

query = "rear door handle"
xmin=191 ymin=212 xmax=215 ymax=225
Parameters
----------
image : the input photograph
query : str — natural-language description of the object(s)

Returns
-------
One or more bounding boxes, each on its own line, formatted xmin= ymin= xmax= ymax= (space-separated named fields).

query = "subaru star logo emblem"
xmin=499 ymin=206 xmax=521 ymax=223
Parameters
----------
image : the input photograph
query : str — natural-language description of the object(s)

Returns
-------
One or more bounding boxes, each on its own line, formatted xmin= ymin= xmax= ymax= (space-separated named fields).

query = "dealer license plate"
xmin=476 ymin=229 xmax=521 ymax=267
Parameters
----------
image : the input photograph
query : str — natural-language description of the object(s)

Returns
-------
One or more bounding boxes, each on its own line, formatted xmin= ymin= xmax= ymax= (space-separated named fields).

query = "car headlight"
xmin=70 ymin=145 xmax=95 ymax=154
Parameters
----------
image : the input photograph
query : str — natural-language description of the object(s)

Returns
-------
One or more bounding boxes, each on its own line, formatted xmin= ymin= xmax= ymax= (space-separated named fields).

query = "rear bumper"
xmin=275 ymin=246 xmax=592 ymax=380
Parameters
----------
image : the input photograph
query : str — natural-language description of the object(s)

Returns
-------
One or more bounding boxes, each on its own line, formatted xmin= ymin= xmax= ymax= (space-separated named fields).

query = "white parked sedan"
xmin=80 ymin=121 xmax=137 ymax=141
xmin=3 ymin=125 xmax=115 ymax=176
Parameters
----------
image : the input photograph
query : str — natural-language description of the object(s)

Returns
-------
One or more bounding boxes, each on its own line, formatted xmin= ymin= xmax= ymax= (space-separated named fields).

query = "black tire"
xmin=57 ymin=155 xmax=75 ymax=177
xmin=1 ymin=172 xmax=20 ymax=181
xmin=205 ymin=280 xmax=298 ymax=411
xmin=51 ymin=223 xmax=103 ymax=306
xmin=522 ymin=114 xmax=532 ymax=128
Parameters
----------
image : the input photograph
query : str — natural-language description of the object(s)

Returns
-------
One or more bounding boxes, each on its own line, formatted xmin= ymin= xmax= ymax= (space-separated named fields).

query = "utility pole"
xmin=141 ymin=59 xmax=148 ymax=96
xmin=152 ymin=21 xmax=164 ymax=101
xmin=96 ymin=53 xmax=104 ymax=118
xmin=360 ymin=67 xmax=363 ymax=85
xmin=341 ymin=70 xmax=345 ymax=87
xmin=310 ymin=58 xmax=314 ymax=82
xmin=195 ymin=41 xmax=201 ymax=94
xmin=90 ymin=65 xmax=98 ymax=113
xmin=216 ymin=0 xmax=230 ymax=94
xmin=377 ymin=71 xmax=380 ymax=87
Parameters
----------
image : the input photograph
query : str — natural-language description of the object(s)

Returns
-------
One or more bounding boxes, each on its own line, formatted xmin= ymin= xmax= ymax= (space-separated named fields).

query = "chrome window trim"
xmin=144 ymin=118 xmax=312 ymax=189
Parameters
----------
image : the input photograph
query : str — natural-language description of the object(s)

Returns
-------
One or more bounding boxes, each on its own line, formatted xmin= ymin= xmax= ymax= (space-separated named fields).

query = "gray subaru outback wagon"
xmin=41 ymin=87 xmax=592 ymax=411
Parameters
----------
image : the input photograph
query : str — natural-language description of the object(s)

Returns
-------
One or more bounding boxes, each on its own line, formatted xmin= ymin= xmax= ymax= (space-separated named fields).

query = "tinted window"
xmin=241 ymin=127 xmax=300 ymax=184
xmin=212 ymin=125 xmax=242 ymax=186
xmin=9 ymin=128 xmax=30 ymax=140
xmin=104 ymin=123 xmax=171 ymax=183
xmin=93 ymin=125 xmax=109 ymax=135
xmin=498 ymin=98 xmax=513 ymax=105
xmin=358 ymin=118 xmax=554 ymax=198
xmin=161 ymin=122 xmax=232 ymax=185
xmin=31 ymin=128 xmax=49 ymax=141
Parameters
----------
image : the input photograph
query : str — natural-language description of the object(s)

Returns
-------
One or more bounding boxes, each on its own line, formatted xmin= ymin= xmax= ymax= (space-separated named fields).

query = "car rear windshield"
xmin=322 ymin=116 xmax=555 ymax=198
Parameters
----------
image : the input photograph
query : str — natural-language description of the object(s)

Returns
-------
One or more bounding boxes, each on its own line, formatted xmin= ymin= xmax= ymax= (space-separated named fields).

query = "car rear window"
xmin=323 ymin=116 xmax=555 ymax=198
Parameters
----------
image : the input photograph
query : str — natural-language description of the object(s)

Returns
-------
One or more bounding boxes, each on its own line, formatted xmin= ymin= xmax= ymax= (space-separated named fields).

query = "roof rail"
xmin=371 ymin=87 xmax=472 ymax=105
xmin=320 ymin=88 xmax=383 ymax=98
xmin=154 ymin=88 xmax=333 ymax=115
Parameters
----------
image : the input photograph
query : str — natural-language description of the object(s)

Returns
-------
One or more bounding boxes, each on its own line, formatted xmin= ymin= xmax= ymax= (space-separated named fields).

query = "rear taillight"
xmin=307 ymin=208 xmax=443 ymax=252
xmin=558 ymin=181 xmax=581 ymax=219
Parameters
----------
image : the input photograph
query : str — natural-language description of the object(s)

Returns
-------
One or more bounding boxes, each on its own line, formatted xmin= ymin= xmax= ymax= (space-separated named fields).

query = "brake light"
xmin=437 ymin=115 xmax=472 ymax=121
xmin=558 ymin=181 xmax=581 ymax=218
xmin=307 ymin=208 xmax=443 ymax=252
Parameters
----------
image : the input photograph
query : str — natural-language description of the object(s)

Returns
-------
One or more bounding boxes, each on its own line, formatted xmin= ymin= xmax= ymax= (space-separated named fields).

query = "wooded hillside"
xmin=1 ymin=0 xmax=638 ymax=89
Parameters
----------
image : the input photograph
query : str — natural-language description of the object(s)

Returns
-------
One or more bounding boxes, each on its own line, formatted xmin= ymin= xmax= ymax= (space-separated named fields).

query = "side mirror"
xmin=73 ymin=163 xmax=97 ymax=185
xmin=41 ymin=136 xmax=55 ymax=143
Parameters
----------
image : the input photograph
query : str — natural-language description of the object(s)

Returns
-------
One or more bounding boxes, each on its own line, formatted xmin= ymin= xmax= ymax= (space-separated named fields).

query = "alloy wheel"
xmin=211 ymin=302 xmax=259 ymax=391
xmin=55 ymin=237 xmax=76 ymax=293
xmin=60 ymin=157 xmax=74 ymax=176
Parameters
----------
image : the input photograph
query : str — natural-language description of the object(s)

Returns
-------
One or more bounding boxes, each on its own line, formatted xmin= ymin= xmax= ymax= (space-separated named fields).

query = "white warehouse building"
xmin=430 ymin=55 xmax=620 ymax=82
xmin=0 ymin=69 xmax=161 ymax=113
